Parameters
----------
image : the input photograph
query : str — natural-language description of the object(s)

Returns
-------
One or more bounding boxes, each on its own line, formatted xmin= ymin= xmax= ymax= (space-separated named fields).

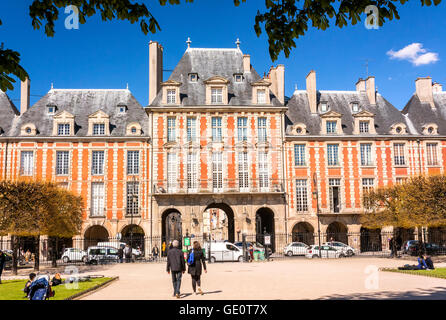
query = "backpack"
xmin=187 ymin=251 xmax=195 ymax=266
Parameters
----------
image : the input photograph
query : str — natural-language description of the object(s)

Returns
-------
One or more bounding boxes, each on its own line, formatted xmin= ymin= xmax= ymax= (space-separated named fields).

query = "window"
xmin=186 ymin=117 xmax=197 ymax=142
xmin=234 ymin=74 xmax=243 ymax=83
xmin=212 ymin=117 xmax=222 ymax=142
xmin=359 ymin=121 xmax=369 ymax=133
xmin=212 ymin=152 xmax=223 ymax=192
xmin=56 ymin=151 xmax=70 ymax=175
xmin=352 ymin=103 xmax=359 ymax=113
xmin=47 ymin=105 xmax=56 ymax=114
xmin=326 ymin=121 xmax=337 ymax=134
xmin=167 ymin=117 xmax=176 ymax=142
xmin=187 ymin=152 xmax=198 ymax=192
xmin=57 ymin=123 xmax=70 ymax=136
xmin=127 ymin=151 xmax=139 ymax=175
xmin=211 ymin=88 xmax=223 ymax=104
xmin=20 ymin=151 xmax=34 ymax=176
xmin=427 ymin=143 xmax=438 ymax=166
xmin=93 ymin=123 xmax=105 ymax=135
xmin=360 ymin=143 xmax=373 ymax=166
xmin=91 ymin=182 xmax=105 ymax=217
xmin=329 ymin=178 xmax=341 ymax=213
xmin=25 ymin=127 xmax=32 ymax=134
xmin=362 ymin=178 xmax=374 ymax=208
xmin=167 ymin=89 xmax=176 ymax=104
xmin=238 ymin=152 xmax=249 ymax=191
xmin=393 ymin=143 xmax=405 ymax=166
xmin=258 ymin=152 xmax=269 ymax=191
xmin=237 ymin=117 xmax=248 ymax=142
xmin=258 ymin=118 xmax=267 ymax=142
xmin=257 ymin=89 xmax=266 ymax=104
xmin=320 ymin=103 xmax=328 ymax=113
xmin=131 ymin=127 xmax=137 ymax=134
xmin=294 ymin=145 xmax=306 ymax=166
xmin=189 ymin=73 xmax=198 ymax=82
xmin=167 ymin=153 xmax=177 ymax=193
xmin=91 ymin=151 xmax=105 ymax=175
xmin=296 ymin=179 xmax=308 ymax=212
xmin=327 ymin=144 xmax=339 ymax=166
xmin=126 ymin=182 xmax=139 ymax=216
xmin=396 ymin=177 xmax=408 ymax=185
xmin=118 ymin=105 xmax=126 ymax=113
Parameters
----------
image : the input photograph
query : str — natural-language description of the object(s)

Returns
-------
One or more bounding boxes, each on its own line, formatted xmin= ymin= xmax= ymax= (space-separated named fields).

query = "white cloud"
xmin=387 ymin=43 xmax=439 ymax=66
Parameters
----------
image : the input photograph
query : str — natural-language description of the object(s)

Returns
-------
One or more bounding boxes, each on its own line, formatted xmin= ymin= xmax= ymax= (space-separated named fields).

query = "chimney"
xmin=366 ymin=76 xmax=376 ymax=105
xmin=20 ymin=77 xmax=30 ymax=114
xmin=267 ymin=65 xmax=285 ymax=104
xmin=356 ymin=78 xmax=366 ymax=92
xmin=306 ymin=70 xmax=317 ymax=114
xmin=415 ymin=77 xmax=435 ymax=108
xmin=433 ymin=82 xmax=442 ymax=93
xmin=243 ymin=54 xmax=251 ymax=72
xmin=149 ymin=41 xmax=163 ymax=105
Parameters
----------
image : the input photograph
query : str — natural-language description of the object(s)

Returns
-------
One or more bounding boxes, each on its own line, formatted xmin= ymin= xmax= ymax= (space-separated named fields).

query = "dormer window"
xmin=93 ymin=123 xmax=105 ymax=135
xmin=167 ymin=89 xmax=177 ymax=104
xmin=26 ymin=127 xmax=32 ymax=134
xmin=131 ymin=127 xmax=137 ymax=134
xmin=257 ymin=89 xmax=266 ymax=104
xmin=352 ymin=102 xmax=360 ymax=113
xmin=126 ymin=122 xmax=142 ymax=136
xmin=47 ymin=105 xmax=56 ymax=115
xmin=161 ymin=80 xmax=182 ymax=105
xmin=396 ymin=126 xmax=402 ymax=133
xmin=117 ymin=104 xmax=127 ymax=114
xmin=320 ymin=110 xmax=342 ymax=135
xmin=326 ymin=121 xmax=337 ymax=134
xmin=320 ymin=102 xmax=329 ymax=113
xmin=390 ymin=123 xmax=407 ymax=135
xmin=422 ymin=123 xmax=438 ymax=135
xmin=204 ymin=76 xmax=229 ymax=105
xmin=211 ymin=88 xmax=223 ymax=104
xmin=189 ymin=73 xmax=198 ymax=82
xmin=58 ymin=123 xmax=70 ymax=136
xmin=21 ymin=123 xmax=37 ymax=136
xmin=359 ymin=121 xmax=369 ymax=133
xmin=234 ymin=74 xmax=243 ymax=83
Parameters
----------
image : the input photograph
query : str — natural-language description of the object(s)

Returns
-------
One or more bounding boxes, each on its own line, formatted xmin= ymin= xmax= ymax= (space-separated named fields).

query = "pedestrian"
xmin=166 ymin=240 xmax=185 ymax=299
xmin=389 ymin=237 xmax=396 ymax=257
xmin=169 ymin=241 xmax=173 ymax=250
xmin=25 ymin=250 xmax=31 ymax=263
xmin=0 ymin=250 xmax=5 ymax=284
xmin=118 ymin=245 xmax=124 ymax=263
xmin=124 ymin=244 xmax=132 ymax=263
xmin=152 ymin=244 xmax=159 ymax=262
xmin=187 ymin=241 xmax=207 ymax=295
xmin=162 ymin=241 xmax=166 ymax=257
xmin=248 ymin=244 xmax=254 ymax=262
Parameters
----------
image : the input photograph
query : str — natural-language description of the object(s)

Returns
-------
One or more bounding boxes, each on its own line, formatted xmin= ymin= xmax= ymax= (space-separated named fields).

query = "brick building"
xmin=0 ymin=40 xmax=445 ymax=253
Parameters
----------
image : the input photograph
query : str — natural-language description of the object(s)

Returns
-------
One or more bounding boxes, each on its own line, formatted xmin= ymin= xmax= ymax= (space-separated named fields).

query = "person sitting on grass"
xmin=417 ymin=254 xmax=429 ymax=270
xmin=51 ymin=273 xmax=63 ymax=286
xmin=23 ymin=273 xmax=37 ymax=297
xmin=425 ymin=255 xmax=435 ymax=270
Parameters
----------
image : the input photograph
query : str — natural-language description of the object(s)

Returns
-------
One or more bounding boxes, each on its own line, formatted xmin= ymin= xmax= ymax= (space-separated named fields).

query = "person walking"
xmin=166 ymin=240 xmax=185 ymax=299
xmin=187 ymin=241 xmax=207 ymax=295
xmin=162 ymin=241 xmax=166 ymax=257
xmin=389 ymin=237 xmax=396 ymax=257
xmin=118 ymin=245 xmax=124 ymax=263
xmin=152 ymin=244 xmax=159 ymax=262
xmin=248 ymin=244 xmax=254 ymax=262
xmin=0 ymin=250 xmax=6 ymax=284
xmin=124 ymin=244 xmax=132 ymax=263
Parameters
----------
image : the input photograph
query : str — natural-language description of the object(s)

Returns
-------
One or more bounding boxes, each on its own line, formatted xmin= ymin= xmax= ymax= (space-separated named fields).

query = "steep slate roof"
xmin=0 ymin=91 xmax=20 ymax=136
xmin=286 ymin=90 xmax=407 ymax=136
xmin=10 ymin=89 xmax=149 ymax=137
xmin=150 ymin=48 xmax=283 ymax=107
xmin=402 ymin=92 xmax=446 ymax=135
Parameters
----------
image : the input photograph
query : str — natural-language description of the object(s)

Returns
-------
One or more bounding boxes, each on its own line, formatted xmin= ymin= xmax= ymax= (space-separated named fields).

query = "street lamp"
xmin=313 ymin=173 xmax=322 ymax=258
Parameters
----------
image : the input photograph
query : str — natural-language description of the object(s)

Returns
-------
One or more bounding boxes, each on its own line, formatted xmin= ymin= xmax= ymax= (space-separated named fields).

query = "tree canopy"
xmin=361 ymin=175 xmax=446 ymax=229
xmin=0 ymin=0 xmax=442 ymax=92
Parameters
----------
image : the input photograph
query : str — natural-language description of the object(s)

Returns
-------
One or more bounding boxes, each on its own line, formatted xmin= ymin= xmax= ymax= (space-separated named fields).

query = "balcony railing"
xmin=153 ymin=178 xmax=284 ymax=194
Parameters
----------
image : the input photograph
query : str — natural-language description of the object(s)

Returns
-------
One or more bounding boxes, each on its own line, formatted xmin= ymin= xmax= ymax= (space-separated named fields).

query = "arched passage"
xmin=84 ymin=225 xmax=109 ymax=249
xmin=162 ymin=209 xmax=182 ymax=248
xmin=203 ymin=203 xmax=235 ymax=243
xmin=360 ymin=227 xmax=382 ymax=252
xmin=122 ymin=225 xmax=145 ymax=252
xmin=292 ymin=222 xmax=315 ymax=245
xmin=255 ymin=207 xmax=275 ymax=251
xmin=326 ymin=222 xmax=348 ymax=244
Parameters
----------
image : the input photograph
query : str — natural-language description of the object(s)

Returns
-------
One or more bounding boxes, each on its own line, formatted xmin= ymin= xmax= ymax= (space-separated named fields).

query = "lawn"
xmin=382 ymin=267 xmax=446 ymax=279
xmin=0 ymin=277 xmax=114 ymax=300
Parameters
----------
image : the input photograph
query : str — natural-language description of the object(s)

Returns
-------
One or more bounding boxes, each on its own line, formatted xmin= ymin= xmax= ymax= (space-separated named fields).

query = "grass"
xmin=381 ymin=267 xmax=446 ymax=279
xmin=0 ymin=277 xmax=114 ymax=300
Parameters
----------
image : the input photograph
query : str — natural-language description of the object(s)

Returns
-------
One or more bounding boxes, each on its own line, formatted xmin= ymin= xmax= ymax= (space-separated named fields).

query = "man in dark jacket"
xmin=166 ymin=240 xmax=185 ymax=298
xmin=0 ymin=250 xmax=5 ymax=284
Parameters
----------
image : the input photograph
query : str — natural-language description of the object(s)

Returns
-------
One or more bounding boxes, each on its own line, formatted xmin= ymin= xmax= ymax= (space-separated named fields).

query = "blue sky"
xmin=1 ymin=1 xmax=445 ymax=110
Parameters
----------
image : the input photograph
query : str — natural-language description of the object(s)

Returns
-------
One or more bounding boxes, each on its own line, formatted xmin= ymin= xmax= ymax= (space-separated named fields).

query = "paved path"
xmin=77 ymin=257 xmax=446 ymax=300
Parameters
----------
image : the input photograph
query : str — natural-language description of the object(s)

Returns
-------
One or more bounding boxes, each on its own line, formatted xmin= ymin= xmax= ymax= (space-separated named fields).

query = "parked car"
xmin=283 ymin=242 xmax=309 ymax=256
xmin=323 ymin=241 xmax=356 ymax=256
xmin=96 ymin=242 xmax=142 ymax=259
xmin=402 ymin=240 xmax=419 ymax=255
xmin=61 ymin=248 xmax=87 ymax=263
xmin=305 ymin=245 xmax=345 ymax=259
xmin=405 ymin=242 xmax=446 ymax=256
xmin=233 ymin=242 xmax=272 ymax=256
xmin=86 ymin=246 xmax=119 ymax=265
xmin=204 ymin=241 xmax=244 ymax=263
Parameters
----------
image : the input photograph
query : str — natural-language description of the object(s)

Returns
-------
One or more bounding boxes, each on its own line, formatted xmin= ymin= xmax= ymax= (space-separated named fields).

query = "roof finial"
xmin=236 ymin=38 xmax=241 ymax=49
xmin=51 ymin=82 xmax=54 ymax=90
xmin=126 ymin=83 xmax=129 ymax=90
xmin=186 ymin=37 xmax=191 ymax=49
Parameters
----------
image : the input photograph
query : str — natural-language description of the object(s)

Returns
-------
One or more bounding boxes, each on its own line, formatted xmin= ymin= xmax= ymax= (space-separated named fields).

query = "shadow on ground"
xmin=318 ymin=287 xmax=446 ymax=300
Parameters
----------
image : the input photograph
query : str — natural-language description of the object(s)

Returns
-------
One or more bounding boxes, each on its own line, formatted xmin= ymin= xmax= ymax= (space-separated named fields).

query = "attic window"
xmin=26 ymin=127 xmax=32 ymax=134
xmin=117 ymin=104 xmax=127 ymax=114
xmin=234 ymin=74 xmax=243 ymax=83
xmin=352 ymin=102 xmax=359 ymax=113
xmin=296 ymin=127 xmax=302 ymax=134
xmin=320 ymin=102 xmax=329 ymax=113
xmin=47 ymin=105 xmax=56 ymax=114
xmin=189 ymin=73 xmax=198 ymax=82
xmin=428 ymin=127 xmax=434 ymax=134
xmin=131 ymin=127 xmax=137 ymax=134
xmin=395 ymin=126 xmax=402 ymax=134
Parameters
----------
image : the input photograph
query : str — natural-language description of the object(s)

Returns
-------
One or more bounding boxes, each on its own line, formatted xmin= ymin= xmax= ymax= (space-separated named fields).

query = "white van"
xmin=204 ymin=241 xmax=244 ymax=263
xmin=96 ymin=242 xmax=142 ymax=259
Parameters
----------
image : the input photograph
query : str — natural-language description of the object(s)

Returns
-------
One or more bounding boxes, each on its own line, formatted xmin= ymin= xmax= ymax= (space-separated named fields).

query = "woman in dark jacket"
xmin=187 ymin=241 xmax=207 ymax=295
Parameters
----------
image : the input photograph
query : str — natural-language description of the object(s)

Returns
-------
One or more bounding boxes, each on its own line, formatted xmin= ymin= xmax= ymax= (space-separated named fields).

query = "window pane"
xmin=393 ymin=143 xmax=405 ymax=165
xmin=91 ymin=183 xmax=104 ymax=216
xmin=20 ymin=151 xmax=34 ymax=176
xmin=92 ymin=151 xmax=105 ymax=175
xmin=187 ymin=117 xmax=196 ymax=142
xmin=427 ymin=143 xmax=438 ymax=166
xmin=258 ymin=152 xmax=269 ymax=190
xmin=258 ymin=118 xmax=267 ymax=142
xmin=56 ymin=151 xmax=70 ymax=175
xmin=212 ymin=117 xmax=222 ymax=142
xmin=127 ymin=151 xmax=139 ymax=175
xmin=294 ymin=145 xmax=306 ymax=166
xmin=167 ymin=153 xmax=177 ymax=193
xmin=187 ymin=152 xmax=198 ymax=191
xmin=237 ymin=117 xmax=247 ymax=142
xmin=327 ymin=144 xmax=339 ymax=166
xmin=126 ymin=182 xmax=139 ymax=215
xmin=238 ymin=152 xmax=249 ymax=191
xmin=360 ymin=144 xmax=372 ymax=166
xmin=93 ymin=123 xmax=105 ymax=135
xmin=167 ymin=117 xmax=176 ymax=142
xmin=296 ymin=179 xmax=308 ymax=212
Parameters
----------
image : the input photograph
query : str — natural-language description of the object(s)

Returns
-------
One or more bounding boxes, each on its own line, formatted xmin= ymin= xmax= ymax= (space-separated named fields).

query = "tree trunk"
xmin=11 ymin=235 xmax=18 ymax=275
xmin=34 ymin=235 xmax=40 ymax=271
xmin=51 ymin=237 xmax=58 ymax=268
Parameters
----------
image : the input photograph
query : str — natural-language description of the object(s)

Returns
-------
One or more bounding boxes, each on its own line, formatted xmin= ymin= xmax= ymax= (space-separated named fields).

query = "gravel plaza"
xmin=77 ymin=257 xmax=446 ymax=300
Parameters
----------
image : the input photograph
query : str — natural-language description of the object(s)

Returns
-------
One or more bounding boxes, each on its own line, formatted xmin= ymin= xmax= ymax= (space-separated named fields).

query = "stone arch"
xmin=255 ymin=207 xmax=275 ymax=251
xmin=326 ymin=221 xmax=348 ymax=244
xmin=83 ymin=225 xmax=110 ymax=249
xmin=121 ymin=224 xmax=146 ymax=252
xmin=292 ymin=222 xmax=315 ymax=245
xmin=360 ymin=227 xmax=382 ymax=252
xmin=203 ymin=202 xmax=235 ymax=243
xmin=161 ymin=208 xmax=183 ymax=248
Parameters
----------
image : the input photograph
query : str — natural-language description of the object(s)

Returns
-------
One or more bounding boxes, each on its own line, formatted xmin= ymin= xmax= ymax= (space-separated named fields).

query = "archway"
xmin=360 ymin=227 xmax=382 ymax=252
xmin=292 ymin=222 xmax=315 ymax=245
xmin=203 ymin=203 xmax=235 ymax=243
xmin=122 ymin=225 xmax=145 ymax=252
xmin=84 ymin=225 xmax=109 ymax=249
xmin=162 ymin=209 xmax=182 ymax=249
xmin=326 ymin=222 xmax=348 ymax=244
xmin=394 ymin=227 xmax=415 ymax=250
xmin=255 ymin=207 xmax=275 ymax=251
